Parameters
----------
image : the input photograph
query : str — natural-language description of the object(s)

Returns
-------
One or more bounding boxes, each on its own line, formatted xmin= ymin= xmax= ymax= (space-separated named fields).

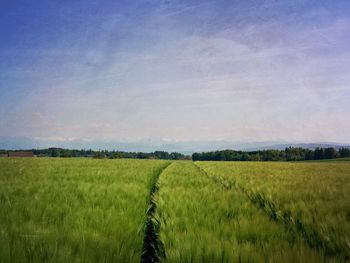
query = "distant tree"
xmin=324 ymin=147 xmax=338 ymax=159
xmin=192 ymin=153 xmax=199 ymax=161
xmin=250 ymin=153 xmax=261 ymax=161
xmin=154 ymin=151 xmax=169 ymax=159
xmin=314 ymin=148 xmax=325 ymax=160
xmin=240 ymin=153 xmax=250 ymax=161
xmin=304 ymin=149 xmax=314 ymax=160
xmin=51 ymin=149 xmax=59 ymax=157
xmin=93 ymin=151 xmax=105 ymax=159
xmin=339 ymin=147 xmax=350 ymax=158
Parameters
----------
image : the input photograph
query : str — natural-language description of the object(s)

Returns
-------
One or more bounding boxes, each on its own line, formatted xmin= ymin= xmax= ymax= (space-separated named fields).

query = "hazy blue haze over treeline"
xmin=1 ymin=136 xmax=350 ymax=154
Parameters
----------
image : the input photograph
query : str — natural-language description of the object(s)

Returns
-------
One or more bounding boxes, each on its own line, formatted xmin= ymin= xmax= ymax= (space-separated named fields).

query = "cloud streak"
xmin=0 ymin=0 xmax=350 ymax=144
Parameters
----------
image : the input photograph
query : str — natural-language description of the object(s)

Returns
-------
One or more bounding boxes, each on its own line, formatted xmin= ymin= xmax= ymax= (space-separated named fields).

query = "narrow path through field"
xmin=140 ymin=162 xmax=172 ymax=263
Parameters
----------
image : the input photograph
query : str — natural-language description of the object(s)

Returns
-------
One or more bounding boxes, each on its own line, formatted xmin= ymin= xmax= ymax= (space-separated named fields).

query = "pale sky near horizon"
xmin=1 ymin=0 xmax=350 ymax=143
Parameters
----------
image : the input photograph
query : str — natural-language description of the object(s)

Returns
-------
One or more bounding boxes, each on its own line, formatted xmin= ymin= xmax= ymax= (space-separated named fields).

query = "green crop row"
xmin=155 ymin=161 xmax=329 ymax=262
xmin=0 ymin=158 xmax=169 ymax=262
xmin=196 ymin=161 xmax=350 ymax=260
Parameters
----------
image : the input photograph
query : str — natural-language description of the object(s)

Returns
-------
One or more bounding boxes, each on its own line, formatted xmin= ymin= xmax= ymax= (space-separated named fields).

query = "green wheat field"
xmin=0 ymin=158 xmax=349 ymax=262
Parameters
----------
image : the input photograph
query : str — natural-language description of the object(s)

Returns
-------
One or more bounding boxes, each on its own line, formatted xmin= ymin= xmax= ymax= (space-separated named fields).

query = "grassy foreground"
xmin=0 ymin=158 xmax=169 ymax=262
xmin=155 ymin=162 xmax=329 ymax=262
xmin=0 ymin=158 xmax=349 ymax=262
xmin=197 ymin=161 xmax=350 ymax=260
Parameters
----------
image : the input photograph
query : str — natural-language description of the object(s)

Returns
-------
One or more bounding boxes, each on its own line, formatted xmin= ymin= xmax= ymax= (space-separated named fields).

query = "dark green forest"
xmin=1 ymin=147 xmax=349 ymax=161
xmin=192 ymin=147 xmax=350 ymax=161
xmin=0 ymin=148 xmax=190 ymax=160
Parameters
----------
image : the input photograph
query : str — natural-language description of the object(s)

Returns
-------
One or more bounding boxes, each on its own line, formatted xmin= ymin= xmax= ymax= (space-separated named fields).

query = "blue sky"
xmin=1 ymin=0 xmax=350 ymax=144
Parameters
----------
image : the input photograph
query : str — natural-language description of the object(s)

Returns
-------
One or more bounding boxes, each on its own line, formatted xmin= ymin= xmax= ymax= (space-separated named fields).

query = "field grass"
xmin=0 ymin=158 xmax=169 ymax=262
xmin=305 ymin=157 xmax=350 ymax=162
xmin=155 ymin=161 xmax=330 ymax=262
xmin=196 ymin=161 xmax=350 ymax=260
xmin=1 ymin=158 xmax=349 ymax=262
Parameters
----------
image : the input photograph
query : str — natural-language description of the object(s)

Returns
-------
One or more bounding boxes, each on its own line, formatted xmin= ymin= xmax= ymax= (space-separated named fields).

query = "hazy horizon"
xmin=1 ymin=1 xmax=350 ymax=144
xmin=1 ymin=135 xmax=350 ymax=154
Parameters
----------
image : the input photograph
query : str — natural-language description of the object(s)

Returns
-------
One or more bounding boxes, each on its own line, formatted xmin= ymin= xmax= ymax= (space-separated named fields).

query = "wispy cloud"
xmin=0 ymin=0 xmax=349 ymax=144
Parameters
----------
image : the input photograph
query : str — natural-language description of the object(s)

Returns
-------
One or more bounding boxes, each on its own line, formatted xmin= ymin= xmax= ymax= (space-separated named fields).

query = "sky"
xmin=1 ymin=0 xmax=350 ymax=145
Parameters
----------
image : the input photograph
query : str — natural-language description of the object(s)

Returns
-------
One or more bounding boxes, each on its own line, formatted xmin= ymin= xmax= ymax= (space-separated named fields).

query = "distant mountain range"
xmin=0 ymin=136 xmax=349 ymax=154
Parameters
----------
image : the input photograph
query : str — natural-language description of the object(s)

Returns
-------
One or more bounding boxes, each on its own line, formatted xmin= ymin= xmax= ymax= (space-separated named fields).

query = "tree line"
xmin=2 ymin=147 xmax=349 ymax=161
xmin=192 ymin=147 xmax=350 ymax=161
xmin=0 ymin=148 xmax=191 ymax=160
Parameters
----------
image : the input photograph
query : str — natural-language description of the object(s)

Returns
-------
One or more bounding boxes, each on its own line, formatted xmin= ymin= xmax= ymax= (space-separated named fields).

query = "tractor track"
xmin=140 ymin=162 xmax=172 ymax=263
xmin=193 ymin=162 xmax=347 ymax=260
